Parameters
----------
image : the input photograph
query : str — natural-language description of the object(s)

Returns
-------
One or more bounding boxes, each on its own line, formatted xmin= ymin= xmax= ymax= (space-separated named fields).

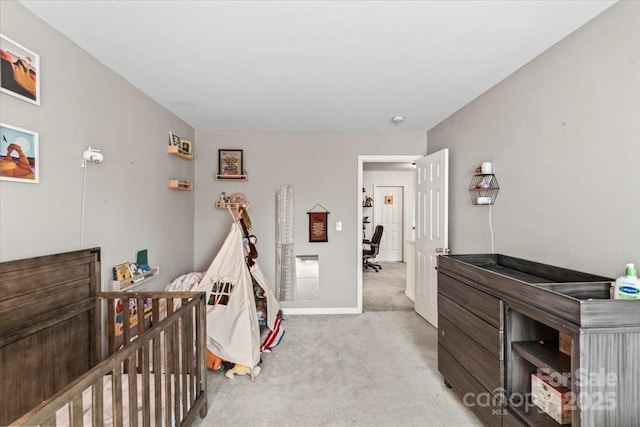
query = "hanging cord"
xmin=489 ymin=203 xmax=495 ymax=254
xmin=306 ymin=203 xmax=330 ymax=214
xmin=81 ymin=160 xmax=88 ymax=248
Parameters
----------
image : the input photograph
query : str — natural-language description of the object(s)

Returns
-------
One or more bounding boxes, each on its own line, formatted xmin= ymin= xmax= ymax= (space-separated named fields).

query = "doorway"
xmin=358 ymin=155 xmax=421 ymax=313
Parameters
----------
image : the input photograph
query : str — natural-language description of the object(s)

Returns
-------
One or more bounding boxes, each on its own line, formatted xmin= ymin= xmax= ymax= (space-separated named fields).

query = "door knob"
xmin=435 ymin=247 xmax=451 ymax=254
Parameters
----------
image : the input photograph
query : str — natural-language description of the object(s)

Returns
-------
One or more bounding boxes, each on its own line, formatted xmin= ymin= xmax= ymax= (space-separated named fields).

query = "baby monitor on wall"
xmin=82 ymin=147 xmax=104 ymax=163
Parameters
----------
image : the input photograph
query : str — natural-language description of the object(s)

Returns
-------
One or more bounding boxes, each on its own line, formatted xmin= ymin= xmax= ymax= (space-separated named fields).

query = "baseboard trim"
xmin=282 ymin=307 xmax=361 ymax=315
xmin=405 ymin=290 xmax=415 ymax=302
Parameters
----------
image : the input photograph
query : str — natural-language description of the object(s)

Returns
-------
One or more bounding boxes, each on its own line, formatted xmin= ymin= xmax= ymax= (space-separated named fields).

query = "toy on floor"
xmin=206 ymin=350 xmax=223 ymax=371
xmin=225 ymin=363 xmax=261 ymax=379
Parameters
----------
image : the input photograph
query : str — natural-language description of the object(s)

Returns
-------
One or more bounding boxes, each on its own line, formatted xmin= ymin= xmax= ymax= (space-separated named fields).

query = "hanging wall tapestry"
xmin=307 ymin=204 xmax=330 ymax=242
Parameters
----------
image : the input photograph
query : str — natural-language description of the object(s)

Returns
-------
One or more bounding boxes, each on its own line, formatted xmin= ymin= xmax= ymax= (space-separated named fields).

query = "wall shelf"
xmin=168 ymin=143 xmax=193 ymax=190
xmin=110 ymin=266 xmax=159 ymax=291
xmin=215 ymin=174 xmax=248 ymax=181
xmin=216 ymin=201 xmax=249 ymax=210
xmin=168 ymin=145 xmax=193 ymax=160
xmin=168 ymin=180 xmax=193 ymax=191
xmin=469 ymin=173 xmax=499 ymax=205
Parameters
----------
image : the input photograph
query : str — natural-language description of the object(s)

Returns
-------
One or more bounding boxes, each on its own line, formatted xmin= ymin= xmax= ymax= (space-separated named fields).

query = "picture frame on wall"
xmin=0 ymin=34 xmax=40 ymax=105
xmin=0 ymin=123 xmax=39 ymax=183
xmin=169 ymin=131 xmax=181 ymax=146
xmin=218 ymin=149 xmax=243 ymax=177
xmin=180 ymin=138 xmax=192 ymax=155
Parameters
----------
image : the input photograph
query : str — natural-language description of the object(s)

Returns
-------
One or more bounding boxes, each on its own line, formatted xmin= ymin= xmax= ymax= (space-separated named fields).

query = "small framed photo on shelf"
xmin=169 ymin=131 xmax=181 ymax=146
xmin=218 ymin=149 xmax=243 ymax=177
xmin=0 ymin=34 xmax=40 ymax=105
xmin=180 ymin=138 xmax=192 ymax=155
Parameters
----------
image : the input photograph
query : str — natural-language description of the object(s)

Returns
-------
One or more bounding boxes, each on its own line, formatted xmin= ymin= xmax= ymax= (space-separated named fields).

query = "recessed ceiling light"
xmin=391 ymin=116 xmax=405 ymax=124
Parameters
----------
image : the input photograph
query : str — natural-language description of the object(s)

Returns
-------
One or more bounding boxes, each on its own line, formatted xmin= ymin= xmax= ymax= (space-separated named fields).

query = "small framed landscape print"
xmin=0 ymin=123 xmax=39 ymax=183
xmin=0 ymin=34 xmax=40 ymax=105
xmin=218 ymin=149 xmax=243 ymax=177
xmin=169 ymin=131 xmax=181 ymax=146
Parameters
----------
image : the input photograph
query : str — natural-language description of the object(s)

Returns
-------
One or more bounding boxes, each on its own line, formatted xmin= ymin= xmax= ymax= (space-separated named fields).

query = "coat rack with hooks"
xmin=215 ymin=192 xmax=250 ymax=220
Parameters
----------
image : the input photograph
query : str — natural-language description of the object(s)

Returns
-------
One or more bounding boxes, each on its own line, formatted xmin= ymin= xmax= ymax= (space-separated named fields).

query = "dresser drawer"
xmin=438 ymin=272 xmax=503 ymax=329
xmin=439 ymin=293 xmax=503 ymax=359
xmin=438 ymin=315 xmax=502 ymax=392
xmin=439 ymin=345 xmax=502 ymax=427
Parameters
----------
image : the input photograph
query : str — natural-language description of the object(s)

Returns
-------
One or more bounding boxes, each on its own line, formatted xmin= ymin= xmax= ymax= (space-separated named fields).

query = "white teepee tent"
xmin=193 ymin=221 xmax=282 ymax=369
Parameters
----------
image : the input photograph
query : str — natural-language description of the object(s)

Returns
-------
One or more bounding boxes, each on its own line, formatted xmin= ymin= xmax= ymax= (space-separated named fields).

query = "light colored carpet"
xmin=194 ymin=311 xmax=482 ymax=426
xmin=363 ymin=261 xmax=414 ymax=312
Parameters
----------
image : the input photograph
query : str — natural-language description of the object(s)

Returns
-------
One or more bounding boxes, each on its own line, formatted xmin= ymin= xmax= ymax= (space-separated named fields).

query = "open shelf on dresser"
xmin=512 ymin=341 xmax=571 ymax=379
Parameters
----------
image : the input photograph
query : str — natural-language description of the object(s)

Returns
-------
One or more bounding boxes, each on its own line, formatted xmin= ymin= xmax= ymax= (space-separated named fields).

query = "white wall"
xmin=0 ymin=1 xmax=195 ymax=288
xmin=427 ymin=1 xmax=640 ymax=278
xmin=194 ymin=130 xmax=426 ymax=310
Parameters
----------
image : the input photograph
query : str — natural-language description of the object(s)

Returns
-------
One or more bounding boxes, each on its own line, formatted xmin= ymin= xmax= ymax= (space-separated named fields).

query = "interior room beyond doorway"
xmin=360 ymin=157 xmax=419 ymax=312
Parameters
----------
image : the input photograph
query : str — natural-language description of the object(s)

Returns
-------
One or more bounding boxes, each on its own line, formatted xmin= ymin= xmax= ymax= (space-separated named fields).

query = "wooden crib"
xmin=0 ymin=248 xmax=208 ymax=426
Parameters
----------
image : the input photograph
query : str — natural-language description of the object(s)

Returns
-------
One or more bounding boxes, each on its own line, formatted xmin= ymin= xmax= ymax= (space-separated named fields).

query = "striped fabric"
xmin=260 ymin=315 xmax=285 ymax=352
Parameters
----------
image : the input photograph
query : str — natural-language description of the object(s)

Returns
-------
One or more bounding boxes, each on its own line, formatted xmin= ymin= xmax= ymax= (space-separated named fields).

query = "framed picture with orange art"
xmin=0 ymin=123 xmax=39 ymax=183
xmin=0 ymin=34 xmax=40 ymax=105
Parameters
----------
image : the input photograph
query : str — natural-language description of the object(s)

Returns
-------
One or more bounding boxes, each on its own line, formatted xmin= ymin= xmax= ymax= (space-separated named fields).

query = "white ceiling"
xmin=20 ymin=0 xmax=616 ymax=132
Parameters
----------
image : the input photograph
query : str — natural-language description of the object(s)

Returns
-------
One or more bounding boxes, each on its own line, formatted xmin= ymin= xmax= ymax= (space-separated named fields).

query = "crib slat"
xmin=167 ymin=296 xmax=174 ymax=317
xmin=141 ymin=338 xmax=151 ymax=427
xmin=181 ymin=302 xmax=189 ymax=417
xmin=137 ymin=297 xmax=146 ymax=336
xmin=187 ymin=305 xmax=195 ymax=404
xmin=92 ymin=376 xmax=103 ymax=427
xmin=123 ymin=296 xmax=131 ymax=373
xmin=107 ymin=299 xmax=116 ymax=356
xmin=197 ymin=293 xmax=208 ymax=418
xmin=137 ymin=297 xmax=146 ymax=376
xmin=71 ymin=392 xmax=83 ymax=426
xmin=164 ymin=327 xmax=173 ymax=427
xmin=112 ymin=369 xmax=124 ymax=427
xmin=153 ymin=328 xmax=162 ymax=427
xmin=128 ymin=354 xmax=138 ymax=427
xmin=172 ymin=317 xmax=182 ymax=422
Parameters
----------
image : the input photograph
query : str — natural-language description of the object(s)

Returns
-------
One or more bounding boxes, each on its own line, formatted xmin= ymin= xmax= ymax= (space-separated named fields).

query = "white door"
xmin=414 ymin=149 xmax=449 ymax=327
xmin=374 ymin=186 xmax=403 ymax=261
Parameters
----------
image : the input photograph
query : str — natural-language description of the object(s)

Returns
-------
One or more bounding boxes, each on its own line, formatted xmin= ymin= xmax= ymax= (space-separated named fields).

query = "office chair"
xmin=363 ymin=225 xmax=384 ymax=272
